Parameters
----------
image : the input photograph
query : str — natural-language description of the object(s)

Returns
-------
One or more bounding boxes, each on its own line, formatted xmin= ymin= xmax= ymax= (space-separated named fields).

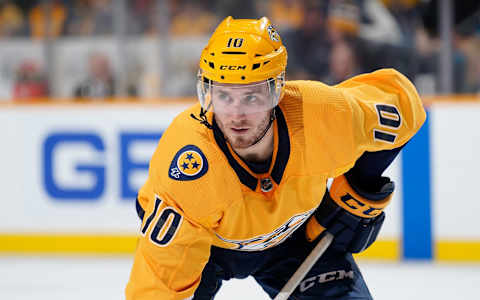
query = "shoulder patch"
xmin=169 ymin=145 xmax=208 ymax=181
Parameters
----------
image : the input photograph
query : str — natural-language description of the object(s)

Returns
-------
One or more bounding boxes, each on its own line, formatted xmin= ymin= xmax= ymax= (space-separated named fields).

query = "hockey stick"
xmin=273 ymin=232 xmax=334 ymax=300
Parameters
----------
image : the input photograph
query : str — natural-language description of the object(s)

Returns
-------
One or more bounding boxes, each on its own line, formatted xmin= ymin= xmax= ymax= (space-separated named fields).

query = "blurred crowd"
xmin=1 ymin=0 xmax=480 ymax=101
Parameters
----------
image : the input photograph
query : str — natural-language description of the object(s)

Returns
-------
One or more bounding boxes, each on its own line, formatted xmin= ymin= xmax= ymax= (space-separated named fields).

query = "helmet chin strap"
xmin=249 ymin=107 xmax=276 ymax=147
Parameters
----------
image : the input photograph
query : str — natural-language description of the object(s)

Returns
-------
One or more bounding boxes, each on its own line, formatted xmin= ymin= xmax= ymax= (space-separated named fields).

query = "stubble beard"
xmin=219 ymin=114 xmax=271 ymax=149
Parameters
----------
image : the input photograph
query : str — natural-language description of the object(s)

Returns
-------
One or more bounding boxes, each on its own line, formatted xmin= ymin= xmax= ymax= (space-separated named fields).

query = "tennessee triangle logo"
xmin=169 ymin=145 xmax=208 ymax=181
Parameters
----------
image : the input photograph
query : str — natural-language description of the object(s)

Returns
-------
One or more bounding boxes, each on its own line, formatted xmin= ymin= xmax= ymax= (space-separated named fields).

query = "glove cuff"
xmin=329 ymin=175 xmax=393 ymax=218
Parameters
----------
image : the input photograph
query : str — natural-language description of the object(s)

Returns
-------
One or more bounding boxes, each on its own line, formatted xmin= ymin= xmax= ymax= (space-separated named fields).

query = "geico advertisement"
xmin=0 ymin=105 xmax=188 ymax=233
xmin=0 ymin=103 xmax=401 ymax=239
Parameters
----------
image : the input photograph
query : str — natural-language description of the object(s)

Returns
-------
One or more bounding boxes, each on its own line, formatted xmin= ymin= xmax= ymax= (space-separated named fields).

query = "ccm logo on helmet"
xmin=220 ymin=65 xmax=247 ymax=70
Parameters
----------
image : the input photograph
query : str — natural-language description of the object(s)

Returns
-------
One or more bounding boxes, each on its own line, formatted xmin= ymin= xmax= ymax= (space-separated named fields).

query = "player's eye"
xmin=243 ymin=94 xmax=257 ymax=104
xmin=217 ymin=92 xmax=231 ymax=103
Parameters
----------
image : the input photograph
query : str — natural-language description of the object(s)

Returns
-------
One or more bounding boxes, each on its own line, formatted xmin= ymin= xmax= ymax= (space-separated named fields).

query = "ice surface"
xmin=0 ymin=256 xmax=478 ymax=299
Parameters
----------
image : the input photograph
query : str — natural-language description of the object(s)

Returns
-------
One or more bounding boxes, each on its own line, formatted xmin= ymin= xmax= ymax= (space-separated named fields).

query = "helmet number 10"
xmin=227 ymin=38 xmax=244 ymax=48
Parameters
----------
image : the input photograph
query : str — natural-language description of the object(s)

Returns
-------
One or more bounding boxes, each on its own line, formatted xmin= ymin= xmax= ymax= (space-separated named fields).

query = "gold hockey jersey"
xmin=126 ymin=69 xmax=426 ymax=300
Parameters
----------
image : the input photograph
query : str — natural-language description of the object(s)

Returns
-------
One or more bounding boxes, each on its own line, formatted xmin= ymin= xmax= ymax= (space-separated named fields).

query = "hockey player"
xmin=126 ymin=16 xmax=426 ymax=299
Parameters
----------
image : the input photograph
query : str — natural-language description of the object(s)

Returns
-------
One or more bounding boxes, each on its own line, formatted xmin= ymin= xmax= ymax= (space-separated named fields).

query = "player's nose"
xmin=225 ymin=100 xmax=246 ymax=117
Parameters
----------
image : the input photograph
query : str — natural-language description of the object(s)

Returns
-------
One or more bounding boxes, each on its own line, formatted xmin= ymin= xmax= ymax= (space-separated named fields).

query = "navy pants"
xmin=193 ymin=222 xmax=372 ymax=299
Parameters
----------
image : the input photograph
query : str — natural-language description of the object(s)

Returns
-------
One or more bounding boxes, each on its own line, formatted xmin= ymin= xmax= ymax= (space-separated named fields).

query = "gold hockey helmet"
xmin=197 ymin=16 xmax=287 ymax=114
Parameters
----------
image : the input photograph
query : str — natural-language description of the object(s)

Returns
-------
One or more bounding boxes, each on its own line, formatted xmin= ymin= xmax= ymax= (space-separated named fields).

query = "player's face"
xmin=212 ymin=83 xmax=273 ymax=149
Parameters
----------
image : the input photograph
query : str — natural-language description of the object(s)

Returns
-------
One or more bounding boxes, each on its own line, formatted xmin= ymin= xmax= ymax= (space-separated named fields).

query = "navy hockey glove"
xmin=305 ymin=174 xmax=394 ymax=253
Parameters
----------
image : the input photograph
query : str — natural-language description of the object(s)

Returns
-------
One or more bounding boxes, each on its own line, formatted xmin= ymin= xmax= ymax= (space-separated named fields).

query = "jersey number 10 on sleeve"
xmin=374 ymin=104 xmax=402 ymax=143
xmin=141 ymin=196 xmax=183 ymax=247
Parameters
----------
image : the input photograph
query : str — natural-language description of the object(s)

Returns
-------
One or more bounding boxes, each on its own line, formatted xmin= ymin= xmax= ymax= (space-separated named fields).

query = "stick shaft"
xmin=273 ymin=232 xmax=334 ymax=300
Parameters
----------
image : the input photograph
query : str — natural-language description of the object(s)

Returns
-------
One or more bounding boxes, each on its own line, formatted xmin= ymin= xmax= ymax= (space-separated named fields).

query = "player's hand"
xmin=305 ymin=174 xmax=394 ymax=253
